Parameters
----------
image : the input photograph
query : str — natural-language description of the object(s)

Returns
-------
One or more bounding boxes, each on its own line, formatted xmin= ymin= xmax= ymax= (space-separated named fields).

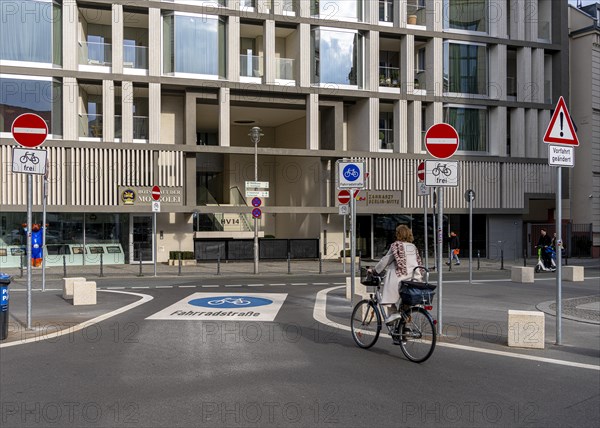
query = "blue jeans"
xmin=449 ymin=250 xmax=460 ymax=264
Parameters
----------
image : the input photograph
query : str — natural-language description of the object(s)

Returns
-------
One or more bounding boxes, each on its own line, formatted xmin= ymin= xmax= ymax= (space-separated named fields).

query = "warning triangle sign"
xmin=543 ymin=96 xmax=579 ymax=146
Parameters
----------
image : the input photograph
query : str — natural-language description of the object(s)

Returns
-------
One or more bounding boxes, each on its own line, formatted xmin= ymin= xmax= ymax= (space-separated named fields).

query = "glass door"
xmin=131 ymin=215 xmax=153 ymax=263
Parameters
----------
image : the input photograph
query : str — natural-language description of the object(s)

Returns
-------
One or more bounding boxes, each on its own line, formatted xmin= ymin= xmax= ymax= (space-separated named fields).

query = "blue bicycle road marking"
xmin=342 ymin=164 xmax=360 ymax=182
xmin=189 ymin=296 xmax=273 ymax=309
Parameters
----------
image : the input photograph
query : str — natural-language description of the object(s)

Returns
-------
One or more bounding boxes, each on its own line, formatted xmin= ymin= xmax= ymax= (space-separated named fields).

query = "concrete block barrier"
xmin=511 ymin=267 xmax=534 ymax=283
xmin=73 ymin=280 xmax=97 ymax=305
xmin=346 ymin=277 xmax=369 ymax=300
xmin=62 ymin=277 xmax=86 ymax=299
xmin=508 ymin=310 xmax=545 ymax=349
xmin=562 ymin=266 xmax=584 ymax=282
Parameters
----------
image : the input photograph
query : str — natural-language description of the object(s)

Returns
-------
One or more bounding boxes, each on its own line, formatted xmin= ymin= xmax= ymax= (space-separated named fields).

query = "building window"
xmin=312 ymin=0 xmax=362 ymax=22
xmin=312 ymin=27 xmax=363 ymax=87
xmin=379 ymin=0 xmax=393 ymax=23
xmin=163 ymin=13 xmax=226 ymax=77
xmin=0 ymin=76 xmax=62 ymax=136
xmin=443 ymin=106 xmax=487 ymax=152
xmin=0 ymin=0 xmax=62 ymax=65
xmin=443 ymin=42 xmax=487 ymax=95
xmin=379 ymin=111 xmax=393 ymax=150
xmin=443 ymin=0 xmax=488 ymax=33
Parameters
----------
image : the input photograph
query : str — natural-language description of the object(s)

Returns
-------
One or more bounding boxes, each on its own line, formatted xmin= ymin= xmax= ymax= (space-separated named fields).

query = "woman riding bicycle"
xmin=369 ymin=225 xmax=423 ymax=325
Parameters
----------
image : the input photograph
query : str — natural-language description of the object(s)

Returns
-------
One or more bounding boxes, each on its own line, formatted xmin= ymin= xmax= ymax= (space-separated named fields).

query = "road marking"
xmin=333 ymin=282 xmax=345 ymax=285
xmin=313 ymin=286 xmax=600 ymax=372
xmin=291 ymin=283 xmax=307 ymax=286
xmin=248 ymin=284 xmax=264 ymax=287
xmin=225 ymin=284 xmax=241 ymax=287
xmin=156 ymin=286 xmax=172 ymax=289
xmin=132 ymin=286 xmax=149 ymax=289
xmin=202 ymin=285 xmax=219 ymax=288
xmin=178 ymin=285 xmax=196 ymax=288
xmin=0 ymin=290 xmax=153 ymax=348
xmin=270 ymin=283 xmax=286 ymax=286
xmin=108 ymin=287 xmax=125 ymax=290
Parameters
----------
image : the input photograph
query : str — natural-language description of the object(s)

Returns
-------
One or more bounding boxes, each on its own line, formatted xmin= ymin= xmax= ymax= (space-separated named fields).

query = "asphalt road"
xmin=1 ymin=272 xmax=599 ymax=427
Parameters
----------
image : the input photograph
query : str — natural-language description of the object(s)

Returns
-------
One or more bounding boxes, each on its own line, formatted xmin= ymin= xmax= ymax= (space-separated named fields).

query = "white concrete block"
xmin=73 ymin=281 xmax=97 ymax=305
xmin=562 ymin=266 xmax=584 ymax=282
xmin=346 ymin=277 xmax=370 ymax=300
xmin=511 ymin=267 xmax=534 ymax=283
xmin=63 ymin=277 xmax=86 ymax=299
xmin=508 ymin=310 xmax=545 ymax=349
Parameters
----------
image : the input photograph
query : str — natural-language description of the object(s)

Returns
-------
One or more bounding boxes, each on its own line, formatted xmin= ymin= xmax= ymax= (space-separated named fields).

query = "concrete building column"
xmin=102 ymin=80 xmax=115 ymax=142
xmin=122 ymin=82 xmax=134 ymax=143
xmin=299 ymin=0 xmax=311 ymax=18
xmin=489 ymin=44 xmax=507 ymax=101
xmin=148 ymin=8 xmax=161 ymax=77
xmin=407 ymin=101 xmax=422 ymax=154
xmin=185 ymin=93 xmax=196 ymax=146
xmin=426 ymin=37 xmax=443 ymax=97
xmin=227 ymin=15 xmax=240 ymax=82
xmin=396 ymin=0 xmax=405 ymax=28
xmin=400 ymin=34 xmax=414 ymax=96
xmin=366 ymin=0 xmax=378 ymax=25
xmin=273 ymin=0 xmax=283 ymax=15
xmin=427 ymin=0 xmax=443 ymax=32
xmin=517 ymin=47 xmax=532 ymax=102
xmin=489 ymin=106 xmax=507 ymax=157
xmin=510 ymin=0 xmax=525 ymax=41
xmin=368 ymin=98 xmax=379 ymax=152
xmin=264 ymin=20 xmax=276 ymax=84
xmin=149 ymin=83 xmax=161 ymax=144
xmin=525 ymin=109 xmax=538 ymax=158
xmin=366 ymin=30 xmax=379 ymax=91
xmin=299 ymin=23 xmax=311 ymax=87
xmin=62 ymin=0 xmax=78 ymax=71
xmin=489 ymin=0 xmax=508 ymax=38
xmin=219 ymin=88 xmax=231 ymax=147
xmin=63 ymin=77 xmax=78 ymax=140
xmin=394 ymin=100 xmax=408 ymax=153
xmin=538 ymin=109 xmax=551 ymax=158
xmin=510 ymin=108 xmax=525 ymax=158
xmin=111 ymin=4 xmax=123 ymax=75
xmin=307 ymin=93 xmax=319 ymax=150
xmin=532 ymin=48 xmax=545 ymax=103
xmin=524 ymin=0 xmax=538 ymax=42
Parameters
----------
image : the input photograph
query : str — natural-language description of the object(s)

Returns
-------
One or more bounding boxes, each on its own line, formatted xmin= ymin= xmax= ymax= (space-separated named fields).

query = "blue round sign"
xmin=189 ymin=296 xmax=273 ymax=309
xmin=342 ymin=164 xmax=360 ymax=182
xmin=252 ymin=208 xmax=261 ymax=218
xmin=251 ymin=197 xmax=262 ymax=207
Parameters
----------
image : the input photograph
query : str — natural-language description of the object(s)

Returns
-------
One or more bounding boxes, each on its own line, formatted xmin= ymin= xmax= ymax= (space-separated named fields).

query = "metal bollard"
xmin=20 ymin=254 xmax=24 ymax=278
xmin=477 ymin=250 xmax=480 ymax=271
xmin=319 ymin=252 xmax=322 ymax=274
xmin=287 ymin=252 xmax=291 ymax=275
xmin=99 ymin=253 xmax=104 ymax=277
xmin=217 ymin=255 xmax=221 ymax=275
xmin=63 ymin=255 xmax=67 ymax=277
xmin=500 ymin=250 xmax=504 ymax=270
xmin=178 ymin=252 xmax=182 ymax=276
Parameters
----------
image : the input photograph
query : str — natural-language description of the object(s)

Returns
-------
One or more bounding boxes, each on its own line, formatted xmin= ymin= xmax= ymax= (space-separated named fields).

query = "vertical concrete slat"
xmin=299 ymin=23 xmax=311 ymax=87
xmin=369 ymin=98 xmax=379 ymax=152
xmin=102 ymin=80 xmax=115 ymax=142
xmin=525 ymin=109 xmax=538 ymax=158
xmin=400 ymin=34 xmax=414 ymax=96
xmin=112 ymin=4 xmax=123 ymax=75
xmin=63 ymin=0 xmax=78 ymax=71
xmin=489 ymin=44 xmax=507 ymax=101
xmin=489 ymin=106 xmax=507 ymax=157
xmin=148 ymin=8 xmax=161 ymax=77
xmin=366 ymin=30 xmax=379 ymax=91
xmin=63 ymin=77 xmax=79 ymax=140
xmin=426 ymin=37 xmax=442 ymax=97
xmin=517 ymin=47 xmax=532 ymax=102
xmin=394 ymin=99 xmax=408 ymax=154
xmin=532 ymin=48 xmax=544 ymax=103
xmin=511 ymin=108 xmax=526 ymax=158
xmin=219 ymin=87 xmax=231 ymax=147
xmin=228 ymin=15 xmax=240 ymax=82
xmin=122 ymin=81 xmax=134 ymax=143
xmin=407 ymin=101 xmax=422 ymax=154
xmin=307 ymin=93 xmax=319 ymax=150
xmin=149 ymin=83 xmax=161 ymax=144
xmin=264 ymin=20 xmax=276 ymax=84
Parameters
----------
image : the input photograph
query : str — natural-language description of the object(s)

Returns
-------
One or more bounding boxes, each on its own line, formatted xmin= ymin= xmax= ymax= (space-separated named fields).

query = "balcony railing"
xmin=79 ymin=41 xmax=112 ymax=66
xmin=115 ymin=115 xmax=149 ymax=140
xmin=379 ymin=66 xmax=400 ymax=88
xmin=240 ymin=54 xmax=263 ymax=78
xmin=379 ymin=0 xmax=393 ymax=23
xmin=379 ymin=128 xmax=394 ymax=150
xmin=414 ymin=69 xmax=426 ymax=90
xmin=79 ymin=114 xmax=103 ymax=138
xmin=275 ymin=57 xmax=295 ymax=80
xmin=407 ymin=3 xmax=426 ymax=26
xmin=123 ymin=44 xmax=148 ymax=69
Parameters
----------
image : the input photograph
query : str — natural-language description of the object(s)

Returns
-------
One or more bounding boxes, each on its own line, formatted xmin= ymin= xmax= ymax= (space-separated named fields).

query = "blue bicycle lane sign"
xmin=337 ymin=161 xmax=365 ymax=189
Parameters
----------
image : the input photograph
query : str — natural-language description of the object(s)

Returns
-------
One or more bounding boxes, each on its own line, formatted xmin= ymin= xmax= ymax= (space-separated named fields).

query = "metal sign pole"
xmin=556 ymin=167 xmax=562 ymax=345
xmin=424 ymin=192 xmax=429 ymax=270
xmin=437 ymin=188 xmax=444 ymax=335
xmin=343 ymin=213 xmax=347 ymax=274
xmin=27 ymin=174 xmax=32 ymax=329
xmin=153 ymin=211 xmax=157 ymax=277
xmin=42 ymin=174 xmax=47 ymax=292
xmin=432 ymin=189 xmax=437 ymax=271
xmin=350 ymin=189 xmax=356 ymax=305
xmin=469 ymin=193 xmax=473 ymax=284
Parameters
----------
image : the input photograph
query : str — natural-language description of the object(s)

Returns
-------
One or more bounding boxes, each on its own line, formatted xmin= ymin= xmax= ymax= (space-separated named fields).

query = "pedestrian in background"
xmin=447 ymin=231 xmax=460 ymax=266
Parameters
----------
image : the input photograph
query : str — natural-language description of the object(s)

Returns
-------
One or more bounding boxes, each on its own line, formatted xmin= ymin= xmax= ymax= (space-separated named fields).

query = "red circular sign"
xmin=425 ymin=123 xmax=460 ymax=159
xmin=337 ymin=190 xmax=351 ymax=205
xmin=417 ymin=162 xmax=425 ymax=181
xmin=151 ymin=185 xmax=161 ymax=201
xmin=11 ymin=113 xmax=48 ymax=148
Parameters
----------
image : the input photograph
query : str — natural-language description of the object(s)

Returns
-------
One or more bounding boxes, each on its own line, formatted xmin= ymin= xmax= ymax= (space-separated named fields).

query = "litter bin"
xmin=0 ymin=273 xmax=10 ymax=341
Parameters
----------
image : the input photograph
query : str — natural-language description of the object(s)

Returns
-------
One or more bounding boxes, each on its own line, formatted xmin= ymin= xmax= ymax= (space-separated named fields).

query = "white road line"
xmin=202 ymin=285 xmax=219 ymax=288
xmin=313 ymin=286 xmax=600 ymax=372
xmin=333 ymin=282 xmax=346 ymax=285
xmin=225 ymin=284 xmax=241 ymax=287
xmin=248 ymin=284 xmax=264 ymax=287
xmin=156 ymin=286 xmax=172 ymax=289
xmin=178 ymin=285 xmax=196 ymax=288
xmin=132 ymin=286 xmax=149 ymax=289
xmin=270 ymin=283 xmax=286 ymax=286
xmin=313 ymin=283 xmax=329 ymax=285
xmin=291 ymin=283 xmax=307 ymax=285
xmin=108 ymin=287 xmax=125 ymax=290
xmin=0 ymin=290 xmax=153 ymax=348
xmin=443 ymin=276 xmax=600 ymax=284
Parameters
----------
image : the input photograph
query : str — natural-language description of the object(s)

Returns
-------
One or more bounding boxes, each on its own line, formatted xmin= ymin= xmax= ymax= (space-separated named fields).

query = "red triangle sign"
xmin=543 ymin=96 xmax=579 ymax=146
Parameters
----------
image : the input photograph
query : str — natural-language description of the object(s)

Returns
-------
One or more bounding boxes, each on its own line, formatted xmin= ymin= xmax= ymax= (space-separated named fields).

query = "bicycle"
xmin=351 ymin=266 xmax=437 ymax=363
xmin=432 ymin=163 xmax=451 ymax=177
xmin=343 ymin=168 xmax=360 ymax=179
xmin=20 ymin=152 xmax=39 ymax=165
xmin=207 ymin=297 xmax=251 ymax=306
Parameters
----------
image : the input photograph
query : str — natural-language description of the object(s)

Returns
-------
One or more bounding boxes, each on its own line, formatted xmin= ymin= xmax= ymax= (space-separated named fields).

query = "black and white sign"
xmin=146 ymin=293 xmax=288 ymax=321
xmin=152 ymin=201 xmax=161 ymax=212
xmin=339 ymin=204 xmax=349 ymax=215
xmin=337 ymin=161 xmax=365 ymax=189
xmin=246 ymin=190 xmax=269 ymax=198
xmin=548 ymin=145 xmax=574 ymax=167
xmin=424 ymin=160 xmax=459 ymax=187
xmin=417 ymin=182 xmax=430 ymax=196
xmin=12 ymin=147 xmax=47 ymax=175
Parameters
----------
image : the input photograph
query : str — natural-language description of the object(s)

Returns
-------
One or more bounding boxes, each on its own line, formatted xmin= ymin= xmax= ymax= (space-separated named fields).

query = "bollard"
xmin=319 ymin=252 xmax=322 ymax=274
xmin=137 ymin=248 xmax=143 ymax=277
xmin=477 ymin=250 xmax=480 ymax=271
xmin=287 ymin=252 xmax=291 ymax=275
xmin=99 ymin=253 xmax=104 ymax=277
xmin=217 ymin=255 xmax=221 ymax=275
xmin=20 ymin=254 xmax=24 ymax=278
xmin=523 ymin=249 xmax=527 ymax=267
xmin=63 ymin=255 xmax=67 ymax=277
xmin=358 ymin=251 xmax=362 ymax=274
xmin=178 ymin=252 xmax=182 ymax=276
xmin=500 ymin=249 xmax=504 ymax=270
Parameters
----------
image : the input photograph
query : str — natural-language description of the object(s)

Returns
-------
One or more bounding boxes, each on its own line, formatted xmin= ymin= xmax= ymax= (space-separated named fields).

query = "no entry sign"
xmin=417 ymin=161 xmax=425 ymax=181
xmin=337 ymin=190 xmax=351 ymax=205
xmin=151 ymin=185 xmax=161 ymax=201
xmin=11 ymin=113 xmax=48 ymax=148
xmin=425 ymin=123 xmax=459 ymax=159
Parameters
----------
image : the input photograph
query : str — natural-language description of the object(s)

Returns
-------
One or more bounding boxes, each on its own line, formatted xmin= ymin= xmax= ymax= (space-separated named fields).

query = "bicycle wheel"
xmin=398 ymin=307 xmax=436 ymax=363
xmin=351 ymin=300 xmax=381 ymax=349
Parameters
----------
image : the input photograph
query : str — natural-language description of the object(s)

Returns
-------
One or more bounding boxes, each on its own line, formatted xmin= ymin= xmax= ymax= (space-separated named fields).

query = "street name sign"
xmin=424 ymin=160 xmax=459 ymax=187
xmin=245 ymin=190 xmax=269 ymax=198
xmin=245 ymin=181 xmax=269 ymax=189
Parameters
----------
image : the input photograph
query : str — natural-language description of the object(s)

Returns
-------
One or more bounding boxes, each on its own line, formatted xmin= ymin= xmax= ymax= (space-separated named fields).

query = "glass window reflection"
xmin=312 ymin=28 xmax=361 ymax=86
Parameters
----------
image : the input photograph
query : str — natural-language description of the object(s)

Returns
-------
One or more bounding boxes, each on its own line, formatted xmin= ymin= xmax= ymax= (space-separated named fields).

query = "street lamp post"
xmin=249 ymin=127 xmax=263 ymax=274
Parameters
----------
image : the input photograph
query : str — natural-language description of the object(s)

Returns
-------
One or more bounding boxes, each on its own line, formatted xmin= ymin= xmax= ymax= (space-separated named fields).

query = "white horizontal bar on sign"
xmin=13 ymin=127 xmax=46 ymax=134
xmin=245 ymin=181 xmax=269 ymax=189
xmin=245 ymin=190 xmax=269 ymax=198
xmin=426 ymin=138 xmax=457 ymax=145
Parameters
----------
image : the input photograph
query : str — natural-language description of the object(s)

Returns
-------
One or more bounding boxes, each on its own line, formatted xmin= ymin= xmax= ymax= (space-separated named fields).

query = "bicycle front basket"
xmin=360 ymin=267 xmax=379 ymax=286
xmin=399 ymin=280 xmax=436 ymax=305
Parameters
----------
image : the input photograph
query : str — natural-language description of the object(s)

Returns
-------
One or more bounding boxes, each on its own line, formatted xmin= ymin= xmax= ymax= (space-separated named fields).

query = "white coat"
xmin=373 ymin=242 xmax=423 ymax=304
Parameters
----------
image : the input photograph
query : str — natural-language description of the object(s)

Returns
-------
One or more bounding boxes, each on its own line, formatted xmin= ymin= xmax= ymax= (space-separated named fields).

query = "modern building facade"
xmin=0 ymin=0 xmax=571 ymax=267
xmin=569 ymin=1 xmax=600 ymax=257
